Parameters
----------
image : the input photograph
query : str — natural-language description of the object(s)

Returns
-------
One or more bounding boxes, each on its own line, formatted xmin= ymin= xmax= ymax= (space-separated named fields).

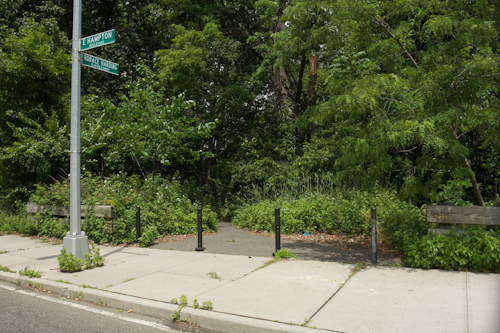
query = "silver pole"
xmin=63 ymin=0 xmax=89 ymax=260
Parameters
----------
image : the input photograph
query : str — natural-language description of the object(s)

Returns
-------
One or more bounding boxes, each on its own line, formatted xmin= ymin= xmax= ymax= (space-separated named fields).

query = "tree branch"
xmin=356 ymin=0 xmax=419 ymax=69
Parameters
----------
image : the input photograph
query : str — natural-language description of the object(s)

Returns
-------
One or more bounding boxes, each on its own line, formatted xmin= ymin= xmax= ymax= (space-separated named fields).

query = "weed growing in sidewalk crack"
xmin=0 ymin=264 xmax=16 ymax=273
xmin=349 ymin=261 xmax=366 ymax=278
xmin=207 ymin=272 xmax=221 ymax=280
xmin=84 ymin=243 xmax=104 ymax=269
xmin=171 ymin=295 xmax=187 ymax=322
xmin=55 ymin=279 xmax=71 ymax=284
xmin=201 ymin=300 xmax=213 ymax=310
xmin=301 ymin=318 xmax=316 ymax=328
xmin=71 ymin=291 xmax=84 ymax=300
xmin=79 ymin=284 xmax=97 ymax=289
xmin=274 ymin=249 xmax=296 ymax=260
xmin=18 ymin=266 xmax=42 ymax=278
xmin=179 ymin=295 xmax=188 ymax=307
xmin=97 ymin=297 xmax=107 ymax=306
xmin=171 ymin=307 xmax=181 ymax=322
xmin=171 ymin=295 xmax=214 ymax=323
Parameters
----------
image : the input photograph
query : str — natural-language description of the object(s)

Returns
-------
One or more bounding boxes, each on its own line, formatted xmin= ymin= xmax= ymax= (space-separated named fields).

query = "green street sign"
xmin=82 ymin=53 xmax=119 ymax=75
xmin=80 ymin=29 xmax=115 ymax=51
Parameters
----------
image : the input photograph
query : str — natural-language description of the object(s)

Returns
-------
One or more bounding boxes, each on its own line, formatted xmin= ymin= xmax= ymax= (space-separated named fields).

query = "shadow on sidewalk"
xmin=152 ymin=222 xmax=403 ymax=265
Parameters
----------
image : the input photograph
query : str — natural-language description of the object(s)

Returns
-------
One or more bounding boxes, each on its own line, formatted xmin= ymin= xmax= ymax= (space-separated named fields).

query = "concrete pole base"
xmin=63 ymin=234 xmax=89 ymax=261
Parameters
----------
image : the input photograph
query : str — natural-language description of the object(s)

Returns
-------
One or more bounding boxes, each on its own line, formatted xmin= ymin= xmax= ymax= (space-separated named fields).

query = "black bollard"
xmin=195 ymin=207 xmax=205 ymax=251
xmin=273 ymin=207 xmax=281 ymax=256
xmin=136 ymin=205 xmax=141 ymax=243
xmin=371 ymin=207 xmax=377 ymax=264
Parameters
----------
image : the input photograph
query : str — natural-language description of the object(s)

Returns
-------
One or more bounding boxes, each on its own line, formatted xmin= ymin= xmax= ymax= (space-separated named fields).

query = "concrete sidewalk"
xmin=0 ymin=234 xmax=499 ymax=333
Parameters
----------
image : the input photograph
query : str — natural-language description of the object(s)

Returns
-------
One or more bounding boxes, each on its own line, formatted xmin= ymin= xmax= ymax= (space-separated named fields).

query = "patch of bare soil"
xmin=154 ymin=233 xmax=197 ymax=244
xmin=247 ymin=229 xmax=401 ymax=257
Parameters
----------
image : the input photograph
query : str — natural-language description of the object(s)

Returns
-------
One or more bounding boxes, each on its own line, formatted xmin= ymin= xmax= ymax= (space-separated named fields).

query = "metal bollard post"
xmin=136 ymin=205 xmax=141 ymax=243
xmin=371 ymin=207 xmax=377 ymax=264
xmin=273 ymin=207 xmax=281 ymax=256
xmin=195 ymin=207 xmax=205 ymax=251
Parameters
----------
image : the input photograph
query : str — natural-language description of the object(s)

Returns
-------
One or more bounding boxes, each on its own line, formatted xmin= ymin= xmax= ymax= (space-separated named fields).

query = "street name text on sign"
xmin=82 ymin=53 xmax=119 ymax=75
xmin=80 ymin=29 xmax=115 ymax=51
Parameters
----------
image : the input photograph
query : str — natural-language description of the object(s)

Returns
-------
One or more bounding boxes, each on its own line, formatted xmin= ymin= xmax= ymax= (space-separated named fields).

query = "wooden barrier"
xmin=27 ymin=203 xmax=115 ymax=233
xmin=427 ymin=205 xmax=500 ymax=235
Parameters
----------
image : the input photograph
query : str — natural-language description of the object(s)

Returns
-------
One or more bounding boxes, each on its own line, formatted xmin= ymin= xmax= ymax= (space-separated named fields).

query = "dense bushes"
xmin=1 ymin=174 xmax=217 ymax=245
xmin=405 ymin=230 xmax=500 ymax=273
xmin=233 ymin=187 xmax=500 ymax=272
xmin=233 ymin=189 xmax=426 ymax=245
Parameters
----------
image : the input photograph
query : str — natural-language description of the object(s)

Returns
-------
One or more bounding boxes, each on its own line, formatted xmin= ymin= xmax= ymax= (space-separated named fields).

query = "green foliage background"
xmin=1 ymin=0 xmax=499 ymax=270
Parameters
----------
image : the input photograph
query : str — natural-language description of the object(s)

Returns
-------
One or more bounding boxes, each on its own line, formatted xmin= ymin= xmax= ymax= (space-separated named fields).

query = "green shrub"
xmin=0 ymin=212 xmax=37 ymax=235
xmin=84 ymin=243 xmax=105 ymax=269
xmin=58 ymin=248 xmax=83 ymax=272
xmin=232 ymin=189 xmax=423 ymax=242
xmin=138 ymin=225 xmax=160 ymax=247
xmin=24 ymin=174 xmax=218 ymax=244
xmin=36 ymin=213 xmax=69 ymax=239
xmin=404 ymin=230 xmax=500 ymax=273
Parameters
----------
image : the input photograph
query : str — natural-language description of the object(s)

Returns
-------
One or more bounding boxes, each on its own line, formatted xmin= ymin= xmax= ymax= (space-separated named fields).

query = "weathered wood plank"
xmin=27 ymin=203 xmax=114 ymax=219
xmin=427 ymin=205 xmax=500 ymax=226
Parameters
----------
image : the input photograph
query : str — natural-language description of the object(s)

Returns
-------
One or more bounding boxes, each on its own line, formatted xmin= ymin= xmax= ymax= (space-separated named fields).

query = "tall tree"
xmin=303 ymin=0 xmax=500 ymax=204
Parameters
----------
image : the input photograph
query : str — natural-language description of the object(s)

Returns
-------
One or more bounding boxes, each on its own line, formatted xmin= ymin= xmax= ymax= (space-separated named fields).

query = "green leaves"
xmin=296 ymin=0 xmax=500 ymax=204
xmin=80 ymin=71 xmax=216 ymax=178
xmin=233 ymin=188 xmax=424 ymax=239
xmin=405 ymin=230 xmax=500 ymax=273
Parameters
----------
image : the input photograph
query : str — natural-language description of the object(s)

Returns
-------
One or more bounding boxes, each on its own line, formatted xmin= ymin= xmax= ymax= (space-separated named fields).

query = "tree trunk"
xmin=308 ymin=53 xmax=318 ymax=135
xmin=206 ymin=138 xmax=215 ymax=199
xmin=273 ymin=22 xmax=289 ymax=117
xmin=451 ymin=130 xmax=485 ymax=206
xmin=308 ymin=53 xmax=317 ymax=107
xmin=463 ymin=157 xmax=485 ymax=206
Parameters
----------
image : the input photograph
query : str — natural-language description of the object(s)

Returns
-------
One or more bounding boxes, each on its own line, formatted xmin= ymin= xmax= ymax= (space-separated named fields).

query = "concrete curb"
xmin=0 ymin=271 xmax=328 ymax=333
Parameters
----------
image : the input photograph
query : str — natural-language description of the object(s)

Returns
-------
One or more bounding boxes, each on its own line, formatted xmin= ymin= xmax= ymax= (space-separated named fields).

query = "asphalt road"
xmin=152 ymin=222 xmax=402 ymax=265
xmin=0 ymin=282 xmax=221 ymax=333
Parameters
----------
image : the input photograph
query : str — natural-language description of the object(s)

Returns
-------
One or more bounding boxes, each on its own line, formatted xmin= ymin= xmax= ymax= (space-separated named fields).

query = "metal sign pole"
xmin=63 ymin=0 xmax=88 ymax=260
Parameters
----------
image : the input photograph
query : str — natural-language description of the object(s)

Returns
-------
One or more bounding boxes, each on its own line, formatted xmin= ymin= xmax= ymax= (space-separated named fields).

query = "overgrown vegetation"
xmin=58 ymin=244 xmax=104 ymax=273
xmin=405 ymin=230 xmax=500 ymax=273
xmin=234 ymin=188 xmax=426 ymax=244
xmin=1 ymin=0 xmax=499 ymax=273
xmin=0 ymin=174 xmax=218 ymax=245
xmin=57 ymin=248 xmax=83 ymax=273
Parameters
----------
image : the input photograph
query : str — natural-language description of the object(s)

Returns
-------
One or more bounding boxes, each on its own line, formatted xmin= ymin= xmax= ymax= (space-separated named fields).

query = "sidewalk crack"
xmin=309 ymin=261 xmax=366 ymax=320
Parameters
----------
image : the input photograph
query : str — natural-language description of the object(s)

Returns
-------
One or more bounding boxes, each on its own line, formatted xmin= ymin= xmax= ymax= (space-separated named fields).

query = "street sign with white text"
xmin=81 ymin=53 xmax=119 ymax=75
xmin=80 ymin=29 xmax=115 ymax=51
